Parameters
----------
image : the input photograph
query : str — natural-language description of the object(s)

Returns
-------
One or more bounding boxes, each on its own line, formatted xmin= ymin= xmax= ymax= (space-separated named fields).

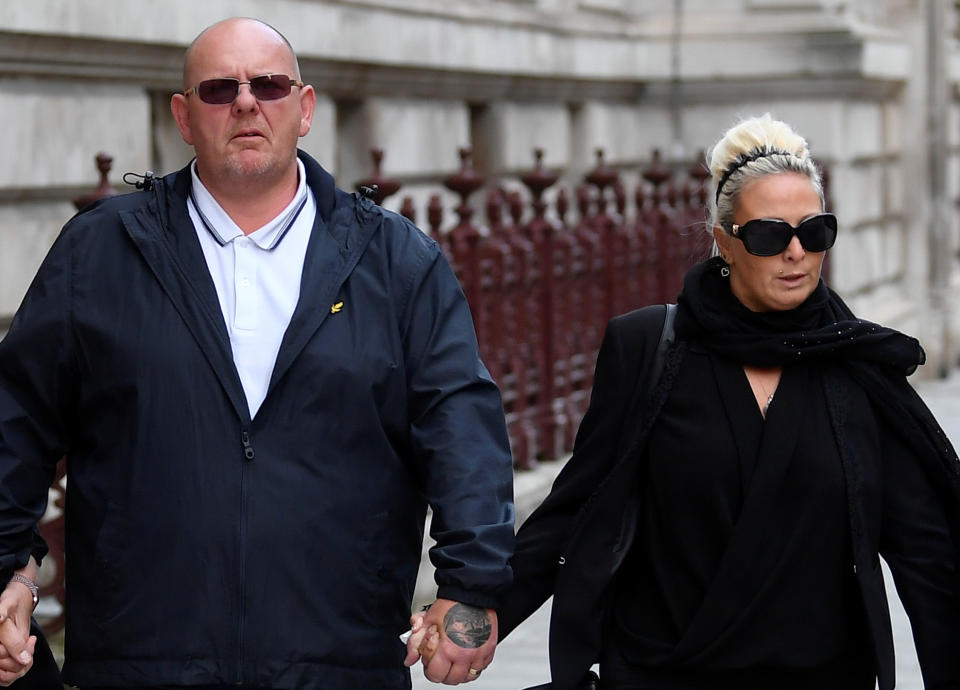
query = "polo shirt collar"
xmin=188 ymin=158 xmax=309 ymax=251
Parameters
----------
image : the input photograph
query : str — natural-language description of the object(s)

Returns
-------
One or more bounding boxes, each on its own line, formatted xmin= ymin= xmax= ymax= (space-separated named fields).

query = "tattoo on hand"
xmin=443 ymin=604 xmax=492 ymax=649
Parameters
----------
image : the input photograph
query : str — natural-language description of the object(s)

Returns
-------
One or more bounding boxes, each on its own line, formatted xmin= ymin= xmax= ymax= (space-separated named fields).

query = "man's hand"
xmin=0 ymin=560 xmax=38 ymax=686
xmin=407 ymin=598 xmax=497 ymax=684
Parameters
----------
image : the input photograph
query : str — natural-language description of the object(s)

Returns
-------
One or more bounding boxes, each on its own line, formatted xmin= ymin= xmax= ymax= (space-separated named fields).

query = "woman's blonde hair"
xmin=707 ymin=113 xmax=824 ymax=235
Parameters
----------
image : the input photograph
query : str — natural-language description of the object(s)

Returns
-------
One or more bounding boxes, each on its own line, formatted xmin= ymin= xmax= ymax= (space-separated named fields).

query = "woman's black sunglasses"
xmin=730 ymin=213 xmax=838 ymax=257
xmin=184 ymin=74 xmax=304 ymax=105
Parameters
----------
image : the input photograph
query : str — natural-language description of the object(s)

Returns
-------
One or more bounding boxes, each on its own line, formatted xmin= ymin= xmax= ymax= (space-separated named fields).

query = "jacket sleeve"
xmin=0 ymin=230 xmax=75 ymax=579
xmin=879 ymin=419 xmax=960 ymax=688
xmin=400 ymin=239 xmax=515 ymax=610
xmin=497 ymin=306 xmax=664 ymax=638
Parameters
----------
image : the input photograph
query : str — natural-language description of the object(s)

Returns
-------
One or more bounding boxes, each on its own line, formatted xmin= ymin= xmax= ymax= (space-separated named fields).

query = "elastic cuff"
xmin=435 ymin=585 xmax=500 ymax=610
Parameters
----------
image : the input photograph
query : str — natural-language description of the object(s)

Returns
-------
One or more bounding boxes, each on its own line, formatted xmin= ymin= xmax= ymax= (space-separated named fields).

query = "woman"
xmin=420 ymin=114 xmax=960 ymax=689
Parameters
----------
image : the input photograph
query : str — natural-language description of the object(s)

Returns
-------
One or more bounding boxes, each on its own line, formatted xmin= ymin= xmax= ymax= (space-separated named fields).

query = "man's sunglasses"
xmin=184 ymin=74 xmax=304 ymax=105
xmin=730 ymin=212 xmax=838 ymax=257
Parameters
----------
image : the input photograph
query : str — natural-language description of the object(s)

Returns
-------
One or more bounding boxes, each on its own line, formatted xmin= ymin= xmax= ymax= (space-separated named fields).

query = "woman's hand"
xmin=0 ymin=559 xmax=38 ymax=686
xmin=403 ymin=608 xmax=436 ymax=667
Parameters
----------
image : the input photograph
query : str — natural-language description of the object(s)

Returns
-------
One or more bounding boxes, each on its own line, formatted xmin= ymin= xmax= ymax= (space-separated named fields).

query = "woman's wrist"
xmin=7 ymin=556 xmax=40 ymax=610
xmin=7 ymin=575 xmax=37 ymax=610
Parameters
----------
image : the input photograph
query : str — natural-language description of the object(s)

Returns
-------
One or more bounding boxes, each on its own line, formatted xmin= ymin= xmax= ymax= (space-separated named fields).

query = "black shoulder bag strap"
xmin=649 ymin=303 xmax=677 ymax=389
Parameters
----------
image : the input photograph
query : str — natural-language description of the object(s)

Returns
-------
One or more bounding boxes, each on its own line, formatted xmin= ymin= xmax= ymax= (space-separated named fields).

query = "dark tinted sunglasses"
xmin=184 ymin=74 xmax=304 ymax=105
xmin=730 ymin=213 xmax=837 ymax=257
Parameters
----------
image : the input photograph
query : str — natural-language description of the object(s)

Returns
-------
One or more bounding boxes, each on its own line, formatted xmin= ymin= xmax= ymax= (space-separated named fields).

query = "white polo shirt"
xmin=187 ymin=159 xmax=317 ymax=418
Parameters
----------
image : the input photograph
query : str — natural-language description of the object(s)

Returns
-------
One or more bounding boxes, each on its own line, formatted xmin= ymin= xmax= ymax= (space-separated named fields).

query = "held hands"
xmin=404 ymin=598 xmax=497 ymax=684
xmin=0 ymin=561 xmax=38 ymax=686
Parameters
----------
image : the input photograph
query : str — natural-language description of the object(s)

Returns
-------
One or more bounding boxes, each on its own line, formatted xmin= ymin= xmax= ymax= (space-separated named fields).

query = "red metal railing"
xmin=390 ymin=147 xmax=715 ymax=469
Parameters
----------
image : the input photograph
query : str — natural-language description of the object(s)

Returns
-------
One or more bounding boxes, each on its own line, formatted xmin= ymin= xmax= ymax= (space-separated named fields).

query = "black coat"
xmin=499 ymin=305 xmax=960 ymax=690
xmin=0 ymin=152 xmax=515 ymax=689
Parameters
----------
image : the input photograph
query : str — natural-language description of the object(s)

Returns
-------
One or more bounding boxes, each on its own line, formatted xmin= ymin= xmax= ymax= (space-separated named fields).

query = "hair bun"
xmin=708 ymin=113 xmax=811 ymax=184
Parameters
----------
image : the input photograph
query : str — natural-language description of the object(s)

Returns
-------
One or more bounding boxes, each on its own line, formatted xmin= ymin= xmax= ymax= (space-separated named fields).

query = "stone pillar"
xmin=471 ymin=102 xmax=570 ymax=177
xmin=0 ymin=78 xmax=150 ymax=326
xmin=336 ymin=97 xmax=469 ymax=218
xmin=927 ymin=0 xmax=954 ymax=376
xmin=296 ymin=93 xmax=338 ymax=172
xmin=897 ymin=0 xmax=954 ymax=376
xmin=151 ymin=91 xmax=194 ymax=176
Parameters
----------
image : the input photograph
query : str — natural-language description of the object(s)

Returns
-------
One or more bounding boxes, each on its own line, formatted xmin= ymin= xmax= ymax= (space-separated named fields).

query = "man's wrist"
xmin=9 ymin=573 xmax=38 ymax=609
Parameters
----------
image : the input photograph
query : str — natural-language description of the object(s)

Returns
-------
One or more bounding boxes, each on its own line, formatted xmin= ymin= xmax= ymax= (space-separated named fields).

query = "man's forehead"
xmin=184 ymin=19 xmax=296 ymax=81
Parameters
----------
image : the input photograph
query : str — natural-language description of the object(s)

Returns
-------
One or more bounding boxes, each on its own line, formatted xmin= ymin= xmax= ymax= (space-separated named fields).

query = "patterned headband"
xmin=715 ymin=148 xmax=790 ymax=203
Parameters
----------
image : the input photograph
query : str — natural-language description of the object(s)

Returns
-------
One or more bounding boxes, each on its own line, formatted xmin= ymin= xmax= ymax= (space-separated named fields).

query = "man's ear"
xmin=170 ymin=93 xmax=194 ymax=146
xmin=297 ymin=84 xmax=317 ymax=138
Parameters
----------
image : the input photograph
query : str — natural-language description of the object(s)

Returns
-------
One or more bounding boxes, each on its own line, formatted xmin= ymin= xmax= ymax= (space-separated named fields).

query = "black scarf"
xmin=674 ymin=256 xmax=960 ymax=535
xmin=675 ymin=257 xmax=924 ymax=374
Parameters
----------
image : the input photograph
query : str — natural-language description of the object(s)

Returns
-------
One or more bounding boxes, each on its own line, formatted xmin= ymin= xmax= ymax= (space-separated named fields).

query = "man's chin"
xmin=223 ymin=152 xmax=275 ymax=179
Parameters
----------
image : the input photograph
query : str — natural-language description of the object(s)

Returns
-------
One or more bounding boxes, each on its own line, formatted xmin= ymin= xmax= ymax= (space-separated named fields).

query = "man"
xmin=0 ymin=17 xmax=514 ymax=689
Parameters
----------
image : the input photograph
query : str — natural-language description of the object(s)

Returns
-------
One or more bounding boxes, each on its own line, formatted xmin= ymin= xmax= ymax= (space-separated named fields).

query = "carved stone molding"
xmin=0 ymin=33 xmax=181 ymax=88
xmin=0 ymin=29 xmax=908 ymax=106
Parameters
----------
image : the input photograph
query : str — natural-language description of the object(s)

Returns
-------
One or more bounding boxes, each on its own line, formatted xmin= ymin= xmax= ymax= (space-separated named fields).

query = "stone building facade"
xmin=2 ymin=0 xmax=959 ymax=375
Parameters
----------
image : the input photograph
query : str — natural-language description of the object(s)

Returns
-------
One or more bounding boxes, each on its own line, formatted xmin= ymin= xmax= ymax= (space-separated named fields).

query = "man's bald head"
xmin=170 ymin=15 xmax=315 ymax=204
xmin=182 ymin=17 xmax=301 ymax=90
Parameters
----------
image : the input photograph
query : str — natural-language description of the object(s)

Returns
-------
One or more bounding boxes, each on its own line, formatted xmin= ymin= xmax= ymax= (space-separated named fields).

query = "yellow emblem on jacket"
xmin=330 ymin=301 xmax=344 ymax=314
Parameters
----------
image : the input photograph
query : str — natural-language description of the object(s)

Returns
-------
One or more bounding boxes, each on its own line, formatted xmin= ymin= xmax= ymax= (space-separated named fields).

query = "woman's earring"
xmin=720 ymin=266 xmax=730 ymax=278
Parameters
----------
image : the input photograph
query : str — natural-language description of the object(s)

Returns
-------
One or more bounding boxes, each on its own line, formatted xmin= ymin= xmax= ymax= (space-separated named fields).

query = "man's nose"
xmin=232 ymin=84 xmax=260 ymax=113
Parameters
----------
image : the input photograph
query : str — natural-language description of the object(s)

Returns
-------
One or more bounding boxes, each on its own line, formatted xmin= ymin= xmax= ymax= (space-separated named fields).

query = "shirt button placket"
xmin=234 ymin=237 xmax=258 ymax=331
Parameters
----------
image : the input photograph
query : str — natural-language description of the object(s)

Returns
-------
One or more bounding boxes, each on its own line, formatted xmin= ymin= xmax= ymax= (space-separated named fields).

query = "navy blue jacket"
xmin=0 ymin=151 xmax=515 ymax=689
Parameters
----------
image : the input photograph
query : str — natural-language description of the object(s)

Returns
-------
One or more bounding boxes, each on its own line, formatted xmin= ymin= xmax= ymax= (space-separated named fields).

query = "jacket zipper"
xmin=238 ymin=429 xmax=255 ymax=682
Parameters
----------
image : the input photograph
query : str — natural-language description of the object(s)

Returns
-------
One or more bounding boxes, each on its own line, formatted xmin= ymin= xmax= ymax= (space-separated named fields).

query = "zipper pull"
xmin=240 ymin=430 xmax=255 ymax=461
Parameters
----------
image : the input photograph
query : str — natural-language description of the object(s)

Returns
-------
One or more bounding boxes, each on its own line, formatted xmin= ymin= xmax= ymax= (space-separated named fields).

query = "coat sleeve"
xmin=497 ymin=306 xmax=664 ymax=638
xmin=879 ymin=417 xmax=960 ymax=688
xmin=0 ymin=229 xmax=76 ymax=578
xmin=400 ymin=239 xmax=515 ymax=610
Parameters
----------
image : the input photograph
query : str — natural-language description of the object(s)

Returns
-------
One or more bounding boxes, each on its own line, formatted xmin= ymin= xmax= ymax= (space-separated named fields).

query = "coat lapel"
xmin=120 ymin=169 xmax=251 ymax=424
xmin=709 ymin=351 xmax=763 ymax=494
